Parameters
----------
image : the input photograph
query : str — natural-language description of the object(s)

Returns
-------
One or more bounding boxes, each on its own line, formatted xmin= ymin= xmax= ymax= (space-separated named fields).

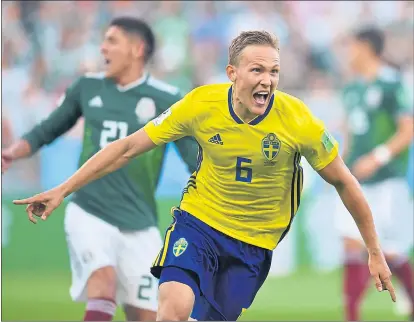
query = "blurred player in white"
xmin=336 ymin=27 xmax=414 ymax=321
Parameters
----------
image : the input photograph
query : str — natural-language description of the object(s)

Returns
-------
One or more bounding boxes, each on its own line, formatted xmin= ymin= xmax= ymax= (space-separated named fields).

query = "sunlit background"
xmin=2 ymin=1 xmax=413 ymax=321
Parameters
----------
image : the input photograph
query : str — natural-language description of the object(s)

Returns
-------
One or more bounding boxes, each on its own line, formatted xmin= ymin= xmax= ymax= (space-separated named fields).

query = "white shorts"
xmin=64 ymin=202 xmax=162 ymax=310
xmin=335 ymin=178 xmax=414 ymax=255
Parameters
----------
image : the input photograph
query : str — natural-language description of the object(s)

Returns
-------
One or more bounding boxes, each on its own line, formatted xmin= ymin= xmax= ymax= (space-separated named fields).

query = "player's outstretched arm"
xmin=13 ymin=128 xmax=156 ymax=222
xmin=2 ymin=79 xmax=83 ymax=174
xmin=317 ymin=155 xmax=396 ymax=302
xmin=1 ymin=139 xmax=32 ymax=173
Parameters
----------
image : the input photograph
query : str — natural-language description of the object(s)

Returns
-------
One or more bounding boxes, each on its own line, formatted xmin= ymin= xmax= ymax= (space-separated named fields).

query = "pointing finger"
xmin=14 ymin=197 xmax=38 ymax=205
xmin=383 ymin=277 xmax=396 ymax=302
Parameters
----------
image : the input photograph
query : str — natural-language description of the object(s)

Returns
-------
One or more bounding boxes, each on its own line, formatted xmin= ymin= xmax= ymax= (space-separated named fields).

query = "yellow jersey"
xmin=144 ymin=83 xmax=338 ymax=250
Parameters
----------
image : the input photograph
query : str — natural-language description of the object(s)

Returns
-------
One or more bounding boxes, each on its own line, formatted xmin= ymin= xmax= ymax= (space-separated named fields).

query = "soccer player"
xmin=335 ymin=27 xmax=414 ymax=321
xmin=13 ymin=30 xmax=396 ymax=321
xmin=3 ymin=17 xmax=198 ymax=321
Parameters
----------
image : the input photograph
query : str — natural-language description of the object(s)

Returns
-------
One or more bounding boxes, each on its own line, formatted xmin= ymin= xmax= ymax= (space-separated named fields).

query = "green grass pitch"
xmin=1 ymin=198 xmax=409 ymax=321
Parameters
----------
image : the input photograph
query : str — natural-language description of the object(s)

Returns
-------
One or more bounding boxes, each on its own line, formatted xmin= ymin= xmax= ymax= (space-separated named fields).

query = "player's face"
xmin=347 ymin=38 xmax=369 ymax=72
xmin=100 ymin=26 xmax=137 ymax=78
xmin=227 ymin=45 xmax=280 ymax=116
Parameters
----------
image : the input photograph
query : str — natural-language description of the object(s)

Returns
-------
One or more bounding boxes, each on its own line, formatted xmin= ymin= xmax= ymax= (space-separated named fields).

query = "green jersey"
xmin=343 ymin=66 xmax=412 ymax=184
xmin=23 ymin=72 xmax=198 ymax=230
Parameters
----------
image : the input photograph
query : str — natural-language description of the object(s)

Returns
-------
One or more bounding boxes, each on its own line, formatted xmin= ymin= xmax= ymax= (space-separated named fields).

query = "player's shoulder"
xmin=79 ymin=71 xmax=107 ymax=84
xmin=342 ymin=81 xmax=358 ymax=92
xmin=172 ymin=83 xmax=230 ymax=120
xmin=188 ymin=83 xmax=231 ymax=103
xmin=273 ymin=90 xmax=309 ymax=115
xmin=377 ymin=66 xmax=405 ymax=93
xmin=73 ymin=71 xmax=107 ymax=88
xmin=145 ymin=75 xmax=181 ymax=97
xmin=60 ymin=72 xmax=105 ymax=95
xmin=83 ymin=71 xmax=107 ymax=80
xmin=272 ymin=90 xmax=317 ymax=126
xmin=273 ymin=90 xmax=304 ymax=105
xmin=378 ymin=65 xmax=401 ymax=84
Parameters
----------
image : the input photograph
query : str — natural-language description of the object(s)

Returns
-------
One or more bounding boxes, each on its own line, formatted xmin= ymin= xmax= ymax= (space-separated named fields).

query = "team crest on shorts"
xmin=262 ymin=133 xmax=281 ymax=164
xmin=173 ymin=238 xmax=188 ymax=257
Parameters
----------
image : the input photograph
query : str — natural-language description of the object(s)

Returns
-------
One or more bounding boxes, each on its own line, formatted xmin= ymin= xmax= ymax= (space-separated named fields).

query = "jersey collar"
xmin=227 ymin=85 xmax=274 ymax=125
xmin=116 ymin=71 xmax=149 ymax=92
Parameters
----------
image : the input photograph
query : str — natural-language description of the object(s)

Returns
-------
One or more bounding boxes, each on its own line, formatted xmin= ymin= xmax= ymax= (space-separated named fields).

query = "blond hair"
xmin=228 ymin=30 xmax=280 ymax=65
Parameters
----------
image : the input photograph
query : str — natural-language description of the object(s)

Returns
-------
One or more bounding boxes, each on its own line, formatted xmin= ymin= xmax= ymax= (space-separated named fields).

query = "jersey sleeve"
xmin=143 ymin=91 xmax=195 ymax=145
xmin=22 ymin=77 xmax=83 ymax=153
xmin=166 ymin=92 xmax=199 ymax=174
xmin=300 ymin=103 xmax=339 ymax=171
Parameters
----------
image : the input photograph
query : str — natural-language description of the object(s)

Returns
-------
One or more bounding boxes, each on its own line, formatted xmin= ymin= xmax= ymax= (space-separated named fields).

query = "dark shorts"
xmin=151 ymin=208 xmax=273 ymax=321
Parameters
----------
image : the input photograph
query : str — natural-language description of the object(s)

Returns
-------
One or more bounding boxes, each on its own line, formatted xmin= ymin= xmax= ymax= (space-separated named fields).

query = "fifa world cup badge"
xmin=321 ymin=131 xmax=335 ymax=153
xmin=153 ymin=108 xmax=172 ymax=126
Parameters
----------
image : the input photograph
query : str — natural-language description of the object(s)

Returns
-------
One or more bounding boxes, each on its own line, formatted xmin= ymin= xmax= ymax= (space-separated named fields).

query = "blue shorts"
xmin=151 ymin=208 xmax=273 ymax=321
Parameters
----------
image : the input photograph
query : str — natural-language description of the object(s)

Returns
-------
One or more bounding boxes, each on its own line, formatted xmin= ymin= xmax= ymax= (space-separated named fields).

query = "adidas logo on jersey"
xmin=88 ymin=96 xmax=103 ymax=108
xmin=208 ymin=134 xmax=223 ymax=145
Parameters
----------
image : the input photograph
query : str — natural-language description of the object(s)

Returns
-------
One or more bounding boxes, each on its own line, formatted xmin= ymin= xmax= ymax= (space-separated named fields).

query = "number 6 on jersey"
xmin=235 ymin=157 xmax=253 ymax=183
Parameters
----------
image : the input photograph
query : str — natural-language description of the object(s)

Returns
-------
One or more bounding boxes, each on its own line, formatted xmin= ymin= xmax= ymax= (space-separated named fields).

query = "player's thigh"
xmin=118 ymin=226 xmax=162 ymax=311
xmin=123 ymin=304 xmax=156 ymax=322
xmin=217 ymin=264 xmax=271 ymax=320
xmin=334 ymin=192 xmax=363 ymax=242
xmin=193 ymin=267 xmax=266 ymax=321
xmin=87 ymin=266 xmax=117 ymax=299
xmin=193 ymin=250 xmax=272 ymax=321
xmin=152 ymin=208 xmax=219 ymax=291
xmin=335 ymin=183 xmax=386 ymax=243
xmin=382 ymin=179 xmax=414 ymax=255
xmin=158 ymin=280 xmax=196 ymax=321
xmin=64 ymin=202 xmax=119 ymax=300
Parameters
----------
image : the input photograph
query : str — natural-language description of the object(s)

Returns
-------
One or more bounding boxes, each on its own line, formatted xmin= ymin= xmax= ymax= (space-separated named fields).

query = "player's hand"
xmin=368 ymin=249 xmax=396 ymax=302
xmin=351 ymin=154 xmax=381 ymax=181
xmin=1 ymin=148 xmax=14 ymax=173
xmin=13 ymin=187 xmax=65 ymax=224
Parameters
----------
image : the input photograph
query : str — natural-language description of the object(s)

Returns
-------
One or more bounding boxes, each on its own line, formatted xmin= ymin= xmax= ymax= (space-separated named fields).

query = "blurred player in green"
xmin=2 ymin=17 xmax=198 ymax=321
xmin=336 ymin=27 xmax=414 ymax=321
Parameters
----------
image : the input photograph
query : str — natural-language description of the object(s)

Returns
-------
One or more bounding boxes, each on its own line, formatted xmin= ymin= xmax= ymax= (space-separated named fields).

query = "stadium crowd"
xmin=2 ymin=0 xmax=413 ymax=191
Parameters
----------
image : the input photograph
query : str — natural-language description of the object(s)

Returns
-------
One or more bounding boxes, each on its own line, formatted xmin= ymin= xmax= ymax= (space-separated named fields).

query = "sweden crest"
xmin=173 ymin=238 xmax=188 ymax=257
xmin=262 ymin=133 xmax=281 ymax=161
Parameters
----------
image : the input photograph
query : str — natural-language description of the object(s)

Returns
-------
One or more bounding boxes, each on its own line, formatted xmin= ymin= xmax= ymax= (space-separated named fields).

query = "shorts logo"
xmin=262 ymin=133 xmax=281 ymax=163
xmin=173 ymin=238 xmax=188 ymax=257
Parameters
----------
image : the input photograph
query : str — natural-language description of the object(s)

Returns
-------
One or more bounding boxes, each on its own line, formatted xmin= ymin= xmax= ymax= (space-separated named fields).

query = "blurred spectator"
xmin=3 ymin=1 xmax=411 ymax=97
xmin=2 ymin=38 xmax=31 ymax=138
xmin=2 ymin=0 xmax=413 ymax=215
xmin=18 ymin=1 xmax=41 ymax=58
xmin=151 ymin=1 xmax=192 ymax=90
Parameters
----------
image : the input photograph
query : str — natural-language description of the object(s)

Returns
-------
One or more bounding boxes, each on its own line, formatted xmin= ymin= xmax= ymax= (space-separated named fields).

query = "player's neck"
xmin=115 ymin=65 xmax=146 ymax=86
xmin=233 ymin=100 xmax=256 ymax=123
xmin=232 ymin=89 xmax=257 ymax=123
xmin=359 ymin=58 xmax=382 ymax=82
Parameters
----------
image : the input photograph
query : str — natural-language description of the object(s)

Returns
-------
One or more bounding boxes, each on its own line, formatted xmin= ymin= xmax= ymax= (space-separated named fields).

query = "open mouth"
xmin=253 ymin=91 xmax=269 ymax=105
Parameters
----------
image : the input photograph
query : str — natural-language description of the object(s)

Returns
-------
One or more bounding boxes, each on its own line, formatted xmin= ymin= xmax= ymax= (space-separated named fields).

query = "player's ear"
xmin=132 ymin=40 xmax=145 ymax=60
xmin=226 ymin=65 xmax=236 ymax=82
